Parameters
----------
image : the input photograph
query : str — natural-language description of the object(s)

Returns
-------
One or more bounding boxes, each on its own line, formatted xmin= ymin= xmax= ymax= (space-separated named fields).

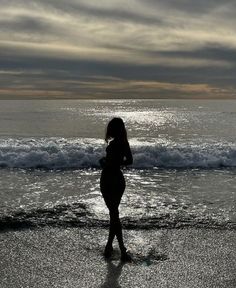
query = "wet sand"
xmin=0 ymin=227 xmax=235 ymax=288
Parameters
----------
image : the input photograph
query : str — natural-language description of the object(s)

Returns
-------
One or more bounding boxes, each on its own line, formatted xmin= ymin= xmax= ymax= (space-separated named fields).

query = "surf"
xmin=1 ymin=137 xmax=236 ymax=169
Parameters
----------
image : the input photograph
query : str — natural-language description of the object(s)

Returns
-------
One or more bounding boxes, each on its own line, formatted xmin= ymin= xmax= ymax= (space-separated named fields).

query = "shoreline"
xmin=0 ymin=227 xmax=235 ymax=288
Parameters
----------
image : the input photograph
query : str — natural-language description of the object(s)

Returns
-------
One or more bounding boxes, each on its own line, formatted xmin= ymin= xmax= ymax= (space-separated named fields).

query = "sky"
xmin=0 ymin=0 xmax=236 ymax=99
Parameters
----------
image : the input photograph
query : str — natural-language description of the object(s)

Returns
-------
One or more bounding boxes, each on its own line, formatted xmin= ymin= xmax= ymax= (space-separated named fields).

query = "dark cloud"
xmin=1 ymin=48 xmax=235 ymax=86
xmin=102 ymin=42 xmax=236 ymax=65
xmin=1 ymin=0 xmax=165 ymax=26
xmin=0 ymin=15 xmax=55 ymax=36
xmin=34 ymin=0 xmax=166 ymax=26
xmin=144 ymin=0 xmax=236 ymax=14
xmin=158 ymin=46 xmax=236 ymax=62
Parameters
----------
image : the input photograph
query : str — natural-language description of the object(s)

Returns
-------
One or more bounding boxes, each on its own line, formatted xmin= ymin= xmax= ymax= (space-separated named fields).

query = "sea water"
xmin=0 ymin=99 xmax=235 ymax=229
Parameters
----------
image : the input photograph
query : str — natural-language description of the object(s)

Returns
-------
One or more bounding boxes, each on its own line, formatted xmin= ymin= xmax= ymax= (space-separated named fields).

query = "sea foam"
xmin=0 ymin=138 xmax=236 ymax=169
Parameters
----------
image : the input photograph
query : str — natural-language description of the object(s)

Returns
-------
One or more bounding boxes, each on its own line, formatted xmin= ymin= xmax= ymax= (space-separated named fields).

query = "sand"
xmin=0 ymin=227 xmax=235 ymax=288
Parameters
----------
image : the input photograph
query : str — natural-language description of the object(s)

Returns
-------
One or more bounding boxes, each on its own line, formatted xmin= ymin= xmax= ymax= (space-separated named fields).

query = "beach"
xmin=0 ymin=227 xmax=235 ymax=288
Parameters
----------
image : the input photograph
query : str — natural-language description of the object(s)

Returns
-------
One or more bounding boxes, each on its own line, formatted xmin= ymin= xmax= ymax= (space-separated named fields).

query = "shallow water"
xmin=0 ymin=167 xmax=235 ymax=229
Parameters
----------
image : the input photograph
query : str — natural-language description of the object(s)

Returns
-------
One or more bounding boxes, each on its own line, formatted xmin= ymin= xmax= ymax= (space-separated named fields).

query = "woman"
xmin=100 ymin=118 xmax=133 ymax=261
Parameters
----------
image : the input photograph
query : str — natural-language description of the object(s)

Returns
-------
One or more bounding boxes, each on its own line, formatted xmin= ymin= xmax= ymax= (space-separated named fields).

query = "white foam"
xmin=0 ymin=137 xmax=236 ymax=169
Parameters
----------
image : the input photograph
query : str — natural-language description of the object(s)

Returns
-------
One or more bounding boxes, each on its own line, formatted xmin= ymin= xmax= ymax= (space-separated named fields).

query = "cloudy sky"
xmin=1 ymin=0 xmax=236 ymax=99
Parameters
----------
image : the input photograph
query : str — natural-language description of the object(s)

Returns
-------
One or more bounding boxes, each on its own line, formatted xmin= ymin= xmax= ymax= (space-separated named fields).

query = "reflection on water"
xmin=1 ymin=168 xmax=235 ymax=227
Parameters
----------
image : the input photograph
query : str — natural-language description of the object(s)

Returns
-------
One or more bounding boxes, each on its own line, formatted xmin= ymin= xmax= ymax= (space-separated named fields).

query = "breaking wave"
xmin=1 ymin=137 xmax=236 ymax=169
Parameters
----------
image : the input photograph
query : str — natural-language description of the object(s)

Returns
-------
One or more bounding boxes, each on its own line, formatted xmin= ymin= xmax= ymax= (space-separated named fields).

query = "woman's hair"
xmin=105 ymin=117 xmax=128 ymax=143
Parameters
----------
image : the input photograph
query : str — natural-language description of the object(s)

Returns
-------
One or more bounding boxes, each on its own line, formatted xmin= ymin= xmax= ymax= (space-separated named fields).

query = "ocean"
xmin=0 ymin=99 xmax=235 ymax=230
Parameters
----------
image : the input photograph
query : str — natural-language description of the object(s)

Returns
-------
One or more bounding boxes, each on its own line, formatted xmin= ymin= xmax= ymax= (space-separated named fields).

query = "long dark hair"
xmin=105 ymin=117 xmax=128 ymax=143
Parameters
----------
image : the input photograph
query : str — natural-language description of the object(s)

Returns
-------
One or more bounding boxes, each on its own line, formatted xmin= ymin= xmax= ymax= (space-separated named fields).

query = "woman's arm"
xmin=122 ymin=141 xmax=133 ymax=166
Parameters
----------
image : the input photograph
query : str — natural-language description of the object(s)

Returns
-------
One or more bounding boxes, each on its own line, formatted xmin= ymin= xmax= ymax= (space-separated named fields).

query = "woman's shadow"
xmin=99 ymin=259 xmax=125 ymax=288
xmin=99 ymin=252 xmax=168 ymax=288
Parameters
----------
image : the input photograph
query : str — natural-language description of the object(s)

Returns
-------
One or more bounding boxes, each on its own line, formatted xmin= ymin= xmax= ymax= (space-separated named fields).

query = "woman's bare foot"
xmin=104 ymin=245 xmax=113 ymax=258
xmin=120 ymin=248 xmax=132 ymax=262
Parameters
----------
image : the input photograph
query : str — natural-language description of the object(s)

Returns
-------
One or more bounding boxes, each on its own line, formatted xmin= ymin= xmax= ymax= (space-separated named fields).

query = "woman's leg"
xmin=106 ymin=209 xmax=116 ymax=248
xmin=108 ymin=204 xmax=132 ymax=261
xmin=108 ymin=205 xmax=125 ymax=252
xmin=103 ymin=194 xmax=126 ymax=253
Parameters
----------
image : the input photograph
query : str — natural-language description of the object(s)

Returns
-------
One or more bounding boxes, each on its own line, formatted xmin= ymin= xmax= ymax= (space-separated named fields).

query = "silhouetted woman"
xmin=100 ymin=118 xmax=133 ymax=261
